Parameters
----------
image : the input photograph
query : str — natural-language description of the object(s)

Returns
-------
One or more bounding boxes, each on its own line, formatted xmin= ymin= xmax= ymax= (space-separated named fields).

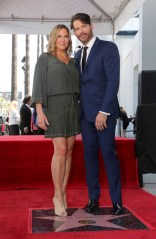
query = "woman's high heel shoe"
xmin=63 ymin=193 xmax=67 ymax=210
xmin=53 ymin=197 xmax=67 ymax=217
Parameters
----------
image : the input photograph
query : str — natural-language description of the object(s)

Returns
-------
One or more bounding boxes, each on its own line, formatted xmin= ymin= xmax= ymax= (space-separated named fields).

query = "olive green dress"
xmin=32 ymin=53 xmax=80 ymax=138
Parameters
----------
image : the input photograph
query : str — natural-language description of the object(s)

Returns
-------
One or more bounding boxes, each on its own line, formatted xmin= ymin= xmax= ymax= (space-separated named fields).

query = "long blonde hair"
xmin=47 ymin=24 xmax=72 ymax=55
xmin=9 ymin=100 xmax=18 ymax=111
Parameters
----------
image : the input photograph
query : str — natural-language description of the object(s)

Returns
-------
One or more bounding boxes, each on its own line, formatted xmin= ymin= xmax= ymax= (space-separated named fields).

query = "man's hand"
xmin=24 ymin=127 xmax=28 ymax=133
xmin=95 ymin=112 xmax=107 ymax=131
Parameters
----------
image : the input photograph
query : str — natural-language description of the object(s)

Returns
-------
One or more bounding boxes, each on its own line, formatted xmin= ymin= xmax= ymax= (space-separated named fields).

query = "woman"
xmin=8 ymin=100 xmax=20 ymax=135
xmin=32 ymin=25 xmax=80 ymax=217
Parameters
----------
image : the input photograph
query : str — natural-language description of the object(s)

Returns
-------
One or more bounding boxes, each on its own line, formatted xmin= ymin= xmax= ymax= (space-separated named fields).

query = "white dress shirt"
xmin=81 ymin=36 xmax=96 ymax=70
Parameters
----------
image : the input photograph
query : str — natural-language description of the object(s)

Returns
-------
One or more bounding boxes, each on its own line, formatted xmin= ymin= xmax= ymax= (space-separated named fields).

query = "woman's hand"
xmin=37 ymin=111 xmax=49 ymax=130
xmin=36 ymin=103 xmax=49 ymax=130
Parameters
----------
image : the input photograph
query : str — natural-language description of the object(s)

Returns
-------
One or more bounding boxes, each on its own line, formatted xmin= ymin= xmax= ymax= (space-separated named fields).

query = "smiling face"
xmin=55 ymin=28 xmax=71 ymax=51
xmin=72 ymin=19 xmax=93 ymax=45
xmin=47 ymin=25 xmax=72 ymax=55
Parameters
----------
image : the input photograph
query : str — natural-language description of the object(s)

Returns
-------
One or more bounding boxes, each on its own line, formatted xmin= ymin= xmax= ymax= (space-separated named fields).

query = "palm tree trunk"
xmin=41 ymin=34 xmax=44 ymax=53
xmin=25 ymin=34 xmax=30 ymax=96
xmin=11 ymin=34 xmax=17 ymax=101
xmin=37 ymin=35 xmax=40 ymax=60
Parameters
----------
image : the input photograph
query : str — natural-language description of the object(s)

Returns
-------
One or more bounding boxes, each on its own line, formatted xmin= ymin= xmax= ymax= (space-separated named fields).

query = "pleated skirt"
xmin=44 ymin=94 xmax=80 ymax=138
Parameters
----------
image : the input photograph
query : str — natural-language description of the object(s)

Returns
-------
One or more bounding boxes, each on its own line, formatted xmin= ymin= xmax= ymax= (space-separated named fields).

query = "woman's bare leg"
xmin=61 ymin=136 xmax=76 ymax=208
xmin=51 ymin=137 xmax=67 ymax=216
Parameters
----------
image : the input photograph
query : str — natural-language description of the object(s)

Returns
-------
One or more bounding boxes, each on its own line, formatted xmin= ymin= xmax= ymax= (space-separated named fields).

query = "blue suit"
xmin=76 ymin=38 xmax=122 ymax=204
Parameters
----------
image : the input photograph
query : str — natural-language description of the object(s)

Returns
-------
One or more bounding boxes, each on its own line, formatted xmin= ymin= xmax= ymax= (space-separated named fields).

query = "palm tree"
xmin=24 ymin=35 xmax=30 ymax=96
xmin=41 ymin=34 xmax=44 ymax=53
xmin=37 ymin=34 xmax=40 ymax=60
xmin=11 ymin=34 xmax=17 ymax=101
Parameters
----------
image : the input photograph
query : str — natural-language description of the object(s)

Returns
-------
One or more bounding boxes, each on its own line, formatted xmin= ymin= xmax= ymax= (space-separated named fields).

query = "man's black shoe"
xmin=112 ymin=203 xmax=123 ymax=215
xmin=85 ymin=199 xmax=99 ymax=213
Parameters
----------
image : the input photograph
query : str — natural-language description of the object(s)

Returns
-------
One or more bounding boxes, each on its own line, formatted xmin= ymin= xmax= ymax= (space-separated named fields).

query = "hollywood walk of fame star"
xmin=33 ymin=208 xmax=130 ymax=232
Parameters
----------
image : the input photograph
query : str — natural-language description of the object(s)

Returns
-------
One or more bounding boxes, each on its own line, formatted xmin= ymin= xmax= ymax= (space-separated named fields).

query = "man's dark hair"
xmin=70 ymin=13 xmax=91 ymax=30
xmin=23 ymin=95 xmax=31 ymax=104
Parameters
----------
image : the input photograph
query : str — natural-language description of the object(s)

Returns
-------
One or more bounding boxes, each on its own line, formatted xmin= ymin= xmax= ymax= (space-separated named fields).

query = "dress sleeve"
xmin=31 ymin=53 xmax=48 ymax=107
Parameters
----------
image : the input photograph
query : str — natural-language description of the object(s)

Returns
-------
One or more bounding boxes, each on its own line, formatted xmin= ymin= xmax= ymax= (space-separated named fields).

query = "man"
xmin=71 ymin=13 xmax=123 ymax=215
xmin=20 ymin=95 xmax=32 ymax=135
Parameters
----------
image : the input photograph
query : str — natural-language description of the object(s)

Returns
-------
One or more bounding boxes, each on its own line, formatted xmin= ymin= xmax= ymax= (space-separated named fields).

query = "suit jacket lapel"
xmin=76 ymin=38 xmax=101 ymax=76
xmin=85 ymin=38 xmax=100 ymax=70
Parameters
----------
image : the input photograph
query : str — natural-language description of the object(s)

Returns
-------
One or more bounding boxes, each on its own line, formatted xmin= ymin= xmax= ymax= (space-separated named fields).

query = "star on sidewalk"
xmin=33 ymin=208 xmax=130 ymax=232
